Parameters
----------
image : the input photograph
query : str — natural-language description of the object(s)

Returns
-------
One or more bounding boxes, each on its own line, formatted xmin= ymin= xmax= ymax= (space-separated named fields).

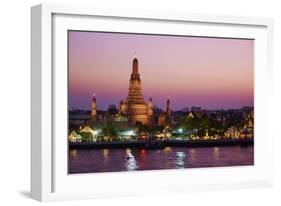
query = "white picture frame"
xmin=31 ymin=3 xmax=274 ymax=202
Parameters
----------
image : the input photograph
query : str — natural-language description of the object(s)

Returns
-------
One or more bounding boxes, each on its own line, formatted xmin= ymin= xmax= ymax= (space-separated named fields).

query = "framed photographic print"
xmin=31 ymin=3 xmax=274 ymax=201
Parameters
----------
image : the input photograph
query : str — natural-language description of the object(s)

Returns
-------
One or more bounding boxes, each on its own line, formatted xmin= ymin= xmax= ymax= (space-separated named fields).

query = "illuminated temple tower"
xmin=91 ymin=93 xmax=97 ymax=121
xmin=120 ymin=56 xmax=152 ymax=125
xmin=147 ymin=96 xmax=153 ymax=125
xmin=165 ymin=97 xmax=172 ymax=126
xmin=166 ymin=97 xmax=171 ymax=119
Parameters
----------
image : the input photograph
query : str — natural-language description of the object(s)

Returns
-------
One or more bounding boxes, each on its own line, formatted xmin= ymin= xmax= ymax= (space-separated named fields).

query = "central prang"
xmin=119 ymin=56 xmax=153 ymax=125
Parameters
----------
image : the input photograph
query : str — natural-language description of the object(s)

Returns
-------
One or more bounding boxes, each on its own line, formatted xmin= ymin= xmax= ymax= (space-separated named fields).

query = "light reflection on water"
xmin=124 ymin=149 xmax=138 ymax=171
xmin=175 ymin=152 xmax=186 ymax=169
xmin=213 ymin=147 xmax=220 ymax=161
xmin=69 ymin=149 xmax=77 ymax=158
xmin=103 ymin=149 xmax=109 ymax=159
xmin=69 ymin=145 xmax=254 ymax=174
xmin=189 ymin=148 xmax=196 ymax=161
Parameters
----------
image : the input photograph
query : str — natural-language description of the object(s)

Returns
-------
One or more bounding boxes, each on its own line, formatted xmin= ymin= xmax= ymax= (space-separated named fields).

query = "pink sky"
xmin=68 ymin=31 xmax=253 ymax=111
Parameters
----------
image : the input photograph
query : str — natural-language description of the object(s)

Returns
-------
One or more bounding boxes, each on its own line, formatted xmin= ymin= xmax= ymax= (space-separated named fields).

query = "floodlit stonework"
xmin=119 ymin=57 xmax=153 ymax=125
xmin=91 ymin=94 xmax=97 ymax=120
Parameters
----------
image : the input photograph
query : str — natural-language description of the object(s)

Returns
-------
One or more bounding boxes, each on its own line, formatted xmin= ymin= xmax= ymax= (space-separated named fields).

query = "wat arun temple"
xmin=69 ymin=55 xmax=254 ymax=141
xmin=119 ymin=57 xmax=153 ymax=125
xmin=90 ymin=55 xmax=171 ymax=126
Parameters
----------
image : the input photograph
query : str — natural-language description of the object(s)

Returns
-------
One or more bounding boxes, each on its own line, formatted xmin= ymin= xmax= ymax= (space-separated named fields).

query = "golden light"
xmin=213 ymin=147 xmax=220 ymax=159
xmin=125 ymin=148 xmax=132 ymax=156
xmin=163 ymin=147 xmax=172 ymax=153
xmin=70 ymin=149 xmax=77 ymax=158
xmin=103 ymin=149 xmax=109 ymax=159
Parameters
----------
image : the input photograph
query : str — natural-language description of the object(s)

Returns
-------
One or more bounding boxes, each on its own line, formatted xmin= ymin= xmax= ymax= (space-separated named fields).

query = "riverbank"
xmin=69 ymin=139 xmax=253 ymax=150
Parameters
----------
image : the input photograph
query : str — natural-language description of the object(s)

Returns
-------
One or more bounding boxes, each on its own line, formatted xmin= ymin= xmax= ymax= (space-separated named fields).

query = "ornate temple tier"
xmin=120 ymin=57 xmax=152 ymax=125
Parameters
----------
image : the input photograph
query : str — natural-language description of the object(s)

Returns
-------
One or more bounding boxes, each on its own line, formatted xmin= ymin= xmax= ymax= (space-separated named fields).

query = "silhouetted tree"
xmin=102 ymin=122 xmax=118 ymax=138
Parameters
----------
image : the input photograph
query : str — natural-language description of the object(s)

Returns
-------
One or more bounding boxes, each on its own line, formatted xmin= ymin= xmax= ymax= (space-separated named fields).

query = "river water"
xmin=69 ymin=145 xmax=253 ymax=174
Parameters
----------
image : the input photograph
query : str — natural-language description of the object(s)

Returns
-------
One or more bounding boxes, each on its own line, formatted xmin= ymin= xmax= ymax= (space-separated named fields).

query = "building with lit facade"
xmin=117 ymin=56 xmax=153 ymax=125
xmin=89 ymin=55 xmax=172 ymax=127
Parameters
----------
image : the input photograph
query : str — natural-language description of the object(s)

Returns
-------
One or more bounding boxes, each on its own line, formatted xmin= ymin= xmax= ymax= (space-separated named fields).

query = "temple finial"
xmin=132 ymin=54 xmax=139 ymax=74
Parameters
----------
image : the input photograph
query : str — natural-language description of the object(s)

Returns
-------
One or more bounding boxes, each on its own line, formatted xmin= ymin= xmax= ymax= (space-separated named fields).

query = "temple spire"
xmin=132 ymin=55 xmax=139 ymax=74
xmin=125 ymin=56 xmax=148 ymax=125
xmin=91 ymin=93 xmax=97 ymax=120
xmin=166 ymin=97 xmax=171 ymax=118
xmin=147 ymin=95 xmax=153 ymax=125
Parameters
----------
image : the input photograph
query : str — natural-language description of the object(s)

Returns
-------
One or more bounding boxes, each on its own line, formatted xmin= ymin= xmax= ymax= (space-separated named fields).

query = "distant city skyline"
xmin=69 ymin=31 xmax=254 ymax=111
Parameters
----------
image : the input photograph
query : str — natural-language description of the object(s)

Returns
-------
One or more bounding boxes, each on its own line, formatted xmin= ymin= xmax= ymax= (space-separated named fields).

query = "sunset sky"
xmin=68 ymin=31 xmax=254 ymax=111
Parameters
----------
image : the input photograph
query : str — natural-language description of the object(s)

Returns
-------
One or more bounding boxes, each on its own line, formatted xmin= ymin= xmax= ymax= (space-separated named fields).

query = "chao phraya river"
xmin=69 ymin=145 xmax=253 ymax=173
